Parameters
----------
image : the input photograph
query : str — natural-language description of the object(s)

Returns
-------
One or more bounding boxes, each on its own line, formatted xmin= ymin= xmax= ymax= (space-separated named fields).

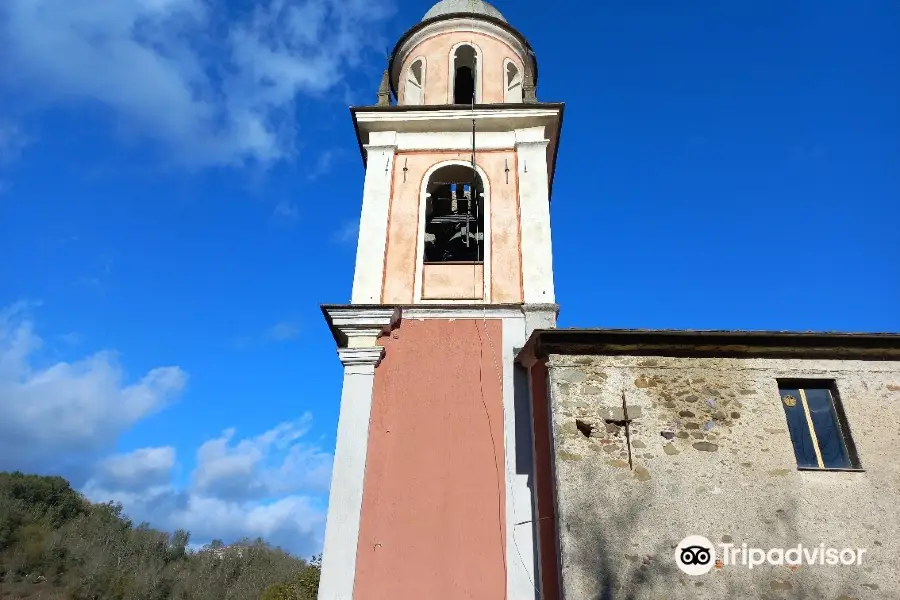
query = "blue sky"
xmin=0 ymin=0 xmax=897 ymax=558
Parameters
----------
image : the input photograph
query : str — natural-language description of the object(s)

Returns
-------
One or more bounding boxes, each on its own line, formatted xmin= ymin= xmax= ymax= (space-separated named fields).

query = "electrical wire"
xmin=470 ymin=96 xmax=544 ymax=600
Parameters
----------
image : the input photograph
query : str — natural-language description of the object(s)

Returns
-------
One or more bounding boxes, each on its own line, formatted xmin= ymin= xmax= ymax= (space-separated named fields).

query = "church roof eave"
xmin=517 ymin=329 xmax=900 ymax=364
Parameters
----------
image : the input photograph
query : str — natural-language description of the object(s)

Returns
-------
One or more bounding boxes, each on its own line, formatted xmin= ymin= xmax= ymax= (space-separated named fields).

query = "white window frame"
xmin=404 ymin=56 xmax=426 ymax=106
xmin=503 ymin=58 xmax=523 ymax=103
xmin=414 ymin=160 xmax=492 ymax=303
xmin=447 ymin=41 xmax=484 ymax=105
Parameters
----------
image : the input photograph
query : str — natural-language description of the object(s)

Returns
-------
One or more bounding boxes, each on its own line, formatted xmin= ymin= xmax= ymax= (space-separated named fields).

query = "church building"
xmin=317 ymin=2 xmax=900 ymax=598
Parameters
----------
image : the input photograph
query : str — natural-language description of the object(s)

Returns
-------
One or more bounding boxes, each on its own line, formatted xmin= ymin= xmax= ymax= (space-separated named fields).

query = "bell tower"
xmin=319 ymin=1 xmax=564 ymax=598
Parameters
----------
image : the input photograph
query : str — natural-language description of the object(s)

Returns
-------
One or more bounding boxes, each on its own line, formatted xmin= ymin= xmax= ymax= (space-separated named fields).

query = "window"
xmin=452 ymin=44 xmax=478 ymax=104
xmin=423 ymin=164 xmax=484 ymax=263
xmin=504 ymin=59 xmax=522 ymax=103
xmin=777 ymin=381 xmax=861 ymax=470
xmin=405 ymin=58 xmax=425 ymax=106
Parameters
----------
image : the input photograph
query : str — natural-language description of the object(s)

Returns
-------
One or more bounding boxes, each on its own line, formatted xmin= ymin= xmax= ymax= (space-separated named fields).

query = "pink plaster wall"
xmin=487 ymin=152 xmax=522 ymax=303
xmin=421 ymin=263 xmax=484 ymax=299
xmin=381 ymin=151 xmax=522 ymax=303
xmin=398 ymin=30 xmax=523 ymax=105
xmin=354 ymin=318 xmax=507 ymax=599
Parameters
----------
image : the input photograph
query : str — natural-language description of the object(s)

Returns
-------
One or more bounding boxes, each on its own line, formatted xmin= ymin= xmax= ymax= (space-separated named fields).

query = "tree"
xmin=0 ymin=471 xmax=320 ymax=600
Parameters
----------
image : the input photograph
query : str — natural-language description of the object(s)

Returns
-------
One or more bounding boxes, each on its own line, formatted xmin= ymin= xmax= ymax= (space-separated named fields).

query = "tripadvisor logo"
xmin=675 ymin=535 xmax=715 ymax=575
xmin=675 ymin=535 xmax=868 ymax=575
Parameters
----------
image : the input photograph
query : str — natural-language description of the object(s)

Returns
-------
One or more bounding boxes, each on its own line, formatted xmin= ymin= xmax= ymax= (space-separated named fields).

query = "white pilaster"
xmin=319 ymin=306 xmax=397 ymax=600
xmin=515 ymin=127 xmax=555 ymax=304
xmin=318 ymin=347 xmax=383 ymax=600
xmin=351 ymin=131 xmax=398 ymax=304
xmin=502 ymin=316 xmax=537 ymax=598
xmin=523 ymin=303 xmax=559 ymax=338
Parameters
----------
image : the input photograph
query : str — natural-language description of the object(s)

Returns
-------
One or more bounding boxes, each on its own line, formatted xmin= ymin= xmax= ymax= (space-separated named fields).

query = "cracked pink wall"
xmin=353 ymin=318 xmax=507 ymax=599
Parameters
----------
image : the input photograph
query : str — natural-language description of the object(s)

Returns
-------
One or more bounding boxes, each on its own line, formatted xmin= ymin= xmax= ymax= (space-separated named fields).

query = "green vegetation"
xmin=0 ymin=472 xmax=320 ymax=599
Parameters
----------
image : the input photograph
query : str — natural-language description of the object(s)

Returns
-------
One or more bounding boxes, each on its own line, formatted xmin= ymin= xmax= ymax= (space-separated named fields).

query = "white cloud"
xmin=332 ymin=220 xmax=359 ymax=245
xmin=0 ymin=303 xmax=187 ymax=474
xmin=92 ymin=446 xmax=177 ymax=492
xmin=305 ymin=149 xmax=338 ymax=180
xmin=84 ymin=421 xmax=331 ymax=556
xmin=0 ymin=0 xmax=394 ymax=167
xmin=83 ymin=478 xmax=325 ymax=555
xmin=0 ymin=304 xmax=332 ymax=556
xmin=193 ymin=416 xmax=332 ymax=501
xmin=266 ymin=321 xmax=300 ymax=341
xmin=274 ymin=200 xmax=300 ymax=221
xmin=0 ymin=122 xmax=30 ymax=163
xmin=234 ymin=321 xmax=301 ymax=348
xmin=57 ymin=332 xmax=83 ymax=346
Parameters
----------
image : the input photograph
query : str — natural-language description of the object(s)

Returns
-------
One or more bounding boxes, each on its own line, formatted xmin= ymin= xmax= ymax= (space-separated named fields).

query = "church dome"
xmin=422 ymin=0 xmax=506 ymax=22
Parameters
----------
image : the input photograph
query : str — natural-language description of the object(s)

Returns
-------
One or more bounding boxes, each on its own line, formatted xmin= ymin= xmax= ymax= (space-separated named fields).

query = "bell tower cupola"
xmin=391 ymin=0 xmax=537 ymax=106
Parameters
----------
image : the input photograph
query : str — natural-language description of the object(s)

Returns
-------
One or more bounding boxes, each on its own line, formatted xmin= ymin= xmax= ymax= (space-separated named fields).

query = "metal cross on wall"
xmin=602 ymin=392 xmax=638 ymax=470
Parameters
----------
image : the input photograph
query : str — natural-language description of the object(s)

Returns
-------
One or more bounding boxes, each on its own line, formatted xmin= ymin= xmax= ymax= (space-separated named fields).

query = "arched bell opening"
xmin=423 ymin=164 xmax=485 ymax=263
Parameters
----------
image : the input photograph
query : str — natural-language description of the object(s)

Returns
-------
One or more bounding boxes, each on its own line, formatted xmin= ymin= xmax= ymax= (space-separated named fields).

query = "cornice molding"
xmin=337 ymin=347 xmax=386 ymax=368
xmin=355 ymin=106 xmax=561 ymax=131
xmin=322 ymin=306 xmax=402 ymax=348
xmin=326 ymin=306 xmax=398 ymax=328
xmin=363 ymin=143 xmax=398 ymax=153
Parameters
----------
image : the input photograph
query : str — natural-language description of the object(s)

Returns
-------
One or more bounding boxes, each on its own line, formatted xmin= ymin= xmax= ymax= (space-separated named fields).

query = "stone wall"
xmin=546 ymin=353 xmax=900 ymax=600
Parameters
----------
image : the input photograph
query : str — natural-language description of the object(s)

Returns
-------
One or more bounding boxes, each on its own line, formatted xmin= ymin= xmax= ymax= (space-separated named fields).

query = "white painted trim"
xmin=318 ymin=350 xmax=383 ymax=600
xmin=515 ymin=128 xmax=555 ymax=304
xmin=368 ymin=130 xmax=398 ymax=146
xmin=338 ymin=347 xmax=386 ymax=372
xmin=514 ymin=126 xmax=547 ymax=145
xmin=501 ymin=316 xmax=537 ymax=598
xmin=413 ymin=160 xmax=492 ymax=304
xmin=402 ymin=306 xmax=523 ymax=320
xmin=515 ymin=140 xmax=548 ymax=150
xmin=448 ymin=40 xmax=484 ymax=104
xmin=355 ymin=106 xmax=560 ymax=128
xmin=327 ymin=306 xmax=399 ymax=332
xmin=523 ymin=304 xmax=559 ymax=337
xmin=403 ymin=56 xmax=426 ymax=106
xmin=325 ymin=306 xmax=399 ymax=323
xmin=393 ymin=18 xmax=528 ymax=90
xmin=503 ymin=57 xmax=523 ymax=104
xmin=325 ymin=305 xmax=400 ymax=349
xmin=351 ymin=142 xmax=397 ymax=304
xmin=396 ymin=130 xmax=517 ymax=152
xmin=414 ymin=298 xmax=491 ymax=305
xmin=326 ymin=305 xmax=400 ymax=338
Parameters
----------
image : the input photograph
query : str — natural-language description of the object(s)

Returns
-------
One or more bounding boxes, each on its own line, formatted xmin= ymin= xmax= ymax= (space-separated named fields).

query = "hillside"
xmin=0 ymin=472 xmax=319 ymax=600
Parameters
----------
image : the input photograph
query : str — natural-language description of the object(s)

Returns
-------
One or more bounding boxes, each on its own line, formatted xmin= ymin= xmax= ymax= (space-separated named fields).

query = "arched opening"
xmin=452 ymin=45 xmax=477 ymax=105
xmin=504 ymin=60 xmax=522 ymax=103
xmin=424 ymin=164 xmax=485 ymax=263
xmin=405 ymin=58 xmax=424 ymax=105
